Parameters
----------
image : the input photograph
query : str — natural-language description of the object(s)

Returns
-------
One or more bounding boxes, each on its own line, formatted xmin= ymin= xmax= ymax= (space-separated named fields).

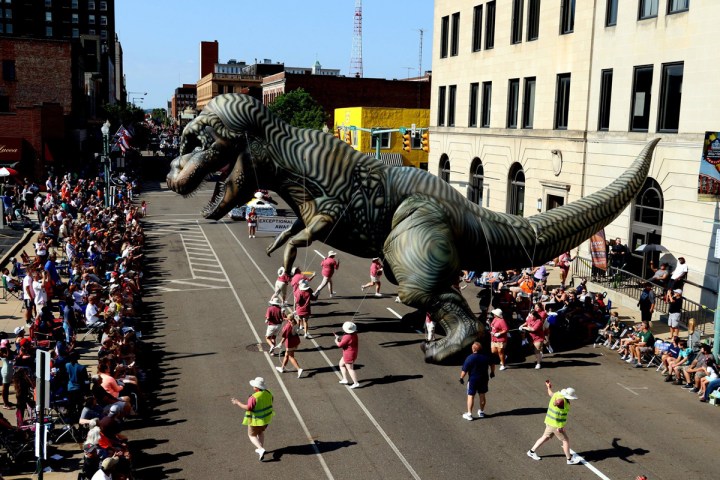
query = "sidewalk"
xmin=0 ymin=229 xmax=83 ymax=479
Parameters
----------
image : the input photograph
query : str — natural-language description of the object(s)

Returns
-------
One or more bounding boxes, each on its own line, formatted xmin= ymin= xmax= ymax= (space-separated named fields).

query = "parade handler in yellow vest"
xmin=232 ymin=376 xmax=275 ymax=462
xmin=526 ymin=379 xmax=581 ymax=465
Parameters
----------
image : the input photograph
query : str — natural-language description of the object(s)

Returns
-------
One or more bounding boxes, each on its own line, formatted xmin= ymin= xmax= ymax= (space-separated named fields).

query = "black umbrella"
xmin=635 ymin=243 xmax=669 ymax=253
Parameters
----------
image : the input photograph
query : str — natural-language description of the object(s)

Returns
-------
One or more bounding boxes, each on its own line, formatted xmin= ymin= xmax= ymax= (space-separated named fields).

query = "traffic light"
xmin=333 ymin=128 xmax=341 ymax=139
xmin=421 ymin=131 xmax=430 ymax=152
xmin=402 ymin=133 xmax=412 ymax=152
xmin=345 ymin=130 xmax=352 ymax=145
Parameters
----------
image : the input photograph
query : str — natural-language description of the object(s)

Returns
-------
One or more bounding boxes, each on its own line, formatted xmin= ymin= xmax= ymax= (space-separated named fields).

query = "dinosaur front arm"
xmin=281 ymin=213 xmax=334 ymax=273
xmin=266 ymin=218 xmax=305 ymax=257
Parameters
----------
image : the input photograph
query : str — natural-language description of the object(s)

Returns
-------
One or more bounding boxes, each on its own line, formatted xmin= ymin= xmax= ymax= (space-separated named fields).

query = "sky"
xmin=116 ymin=0 xmax=435 ymax=110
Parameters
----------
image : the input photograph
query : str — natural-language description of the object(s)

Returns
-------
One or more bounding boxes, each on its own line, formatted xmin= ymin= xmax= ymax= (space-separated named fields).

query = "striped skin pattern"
xmin=167 ymin=93 xmax=659 ymax=362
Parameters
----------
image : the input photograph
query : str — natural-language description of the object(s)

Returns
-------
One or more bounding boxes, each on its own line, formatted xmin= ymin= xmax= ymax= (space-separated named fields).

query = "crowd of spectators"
xmin=0 ymin=173 xmax=147 ymax=478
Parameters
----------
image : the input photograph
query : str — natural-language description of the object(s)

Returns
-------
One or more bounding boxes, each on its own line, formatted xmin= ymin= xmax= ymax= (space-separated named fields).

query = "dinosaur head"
xmin=166 ymin=110 xmax=255 ymax=220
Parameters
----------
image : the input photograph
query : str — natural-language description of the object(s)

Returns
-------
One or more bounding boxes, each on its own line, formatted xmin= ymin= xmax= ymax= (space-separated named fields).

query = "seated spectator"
xmin=656 ymin=337 xmax=681 ymax=373
xmin=617 ymin=323 xmax=643 ymax=359
xmin=510 ymin=270 xmax=536 ymax=300
xmin=648 ymin=261 xmax=670 ymax=288
xmin=1 ymin=268 xmax=21 ymax=291
xmin=627 ymin=321 xmax=654 ymax=367
xmin=679 ymin=344 xmax=714 ymax=390
xmin=664 ymin=339 xmax=693 ymax=381
xmin=697 ymin=362 xmax=719 ymax=399
xmin=597 ymin=311 xmax=620 ymax=347
xmin=80 ymin=396 xmax=104 ymax=426
xmin=85 ymin=295 xmax=103 ymax=327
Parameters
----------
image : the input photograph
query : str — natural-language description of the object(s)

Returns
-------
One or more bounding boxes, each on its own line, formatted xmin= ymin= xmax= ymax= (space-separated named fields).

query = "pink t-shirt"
xmin=295 ymin=290 xmax=312 ymax=317
xmin=321 ymin=258 xmax=339 ymax=278
xmin=277 ymin=274 xmax=290 ymax=284
xmin=370 ymin=261 xmax=382 ymax=277
xmin=265 ymin=305 xmax=283 ymax=325
xmin=99 ymin=373 xmax=122 ymax=397
xmin=337 ymin=333 xmax=359 ymax=363
xmin=490 ymin=317 xmax=508 ymax=343
xmin=281 ymin=322 xmax=300 ymax=348
xmin=524 ymin=315 xmax=545 ymax=342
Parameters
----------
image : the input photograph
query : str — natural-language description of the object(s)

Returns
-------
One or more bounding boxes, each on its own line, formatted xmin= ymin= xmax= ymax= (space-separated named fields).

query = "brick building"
xmin=170 ymin=84 xmax=197 ymax=121
xmin=262 ymin=73 xmax=431 ymax=127
xmin=0 ymin=38 xmax=71 ymax=177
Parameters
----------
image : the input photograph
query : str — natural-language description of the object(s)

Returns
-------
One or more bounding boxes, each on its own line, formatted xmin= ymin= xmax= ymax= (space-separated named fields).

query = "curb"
xmin=0 ymin=227 xmax=35 ymax=268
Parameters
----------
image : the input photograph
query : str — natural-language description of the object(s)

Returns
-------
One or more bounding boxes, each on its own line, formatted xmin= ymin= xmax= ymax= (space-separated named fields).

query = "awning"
xmin=0 ymin=137 xmax=23 ymax=164
xmin=363 ymin=152 xmax=404 ymax=167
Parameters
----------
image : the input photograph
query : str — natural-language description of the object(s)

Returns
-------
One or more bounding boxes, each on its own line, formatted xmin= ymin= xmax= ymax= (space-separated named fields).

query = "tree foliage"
xmin=267 ymin=88 xmax=327 ymax=130
xmin=151 ymin=108 xmax=169 ymax=126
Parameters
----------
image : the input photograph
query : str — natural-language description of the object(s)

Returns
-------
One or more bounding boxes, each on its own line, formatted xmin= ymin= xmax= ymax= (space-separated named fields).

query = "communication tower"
xmin=350 ymin=0 xmax=363 ymax=78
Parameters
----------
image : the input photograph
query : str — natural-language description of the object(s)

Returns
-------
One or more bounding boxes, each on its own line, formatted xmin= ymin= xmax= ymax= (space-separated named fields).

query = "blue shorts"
xmin=467 ymin=378 xmax=488 ymax=395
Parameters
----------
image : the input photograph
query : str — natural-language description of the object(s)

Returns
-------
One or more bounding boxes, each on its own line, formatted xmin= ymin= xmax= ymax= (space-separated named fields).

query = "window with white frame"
xmin=371 ymin=131 xmax=391 ymax=149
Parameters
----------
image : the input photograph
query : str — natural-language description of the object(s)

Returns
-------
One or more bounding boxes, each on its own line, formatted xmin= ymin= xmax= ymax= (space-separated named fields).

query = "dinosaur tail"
xmin=527 ymin=138 xmax=660 ymax=263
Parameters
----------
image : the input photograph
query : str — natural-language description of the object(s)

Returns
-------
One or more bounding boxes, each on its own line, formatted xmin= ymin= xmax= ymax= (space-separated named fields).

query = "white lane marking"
xmin=616 ymin=383 xmax=648 ymax=396
xmin=150 ymin=286 xmax=230 ymax=293
xmin=191 ymin=268 xmax=223 ymax=274
xmin=199 ymin=221 xmax=334 ymax=480
xmin=570 ymin=450 xmax=613 ymax=480
xmin=223 ymin=222 xmax=421 ymax=480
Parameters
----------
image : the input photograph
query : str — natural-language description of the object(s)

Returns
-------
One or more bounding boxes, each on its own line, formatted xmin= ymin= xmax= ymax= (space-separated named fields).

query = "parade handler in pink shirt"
xmin=335 ymin=321 xmax=360 ymax=389
xmin=361 ymin=257 xmax=383 ymax=297
xmin=313 ymin=251 xmax=340 ymax=299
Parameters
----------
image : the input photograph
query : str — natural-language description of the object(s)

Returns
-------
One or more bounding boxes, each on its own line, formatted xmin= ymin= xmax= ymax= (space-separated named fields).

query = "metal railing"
xmin=570 ymin=256 xmax=714 ymax=336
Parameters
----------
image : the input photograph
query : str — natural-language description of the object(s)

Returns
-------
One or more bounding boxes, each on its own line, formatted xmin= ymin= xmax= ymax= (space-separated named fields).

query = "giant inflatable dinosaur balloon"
xmin=167 ymin=93 xmax=658 ymax=362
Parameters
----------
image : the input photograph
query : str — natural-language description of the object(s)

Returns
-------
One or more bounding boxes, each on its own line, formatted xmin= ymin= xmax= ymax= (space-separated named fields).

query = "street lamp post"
xmin=101 ymin=120 xmax=111 ymax=207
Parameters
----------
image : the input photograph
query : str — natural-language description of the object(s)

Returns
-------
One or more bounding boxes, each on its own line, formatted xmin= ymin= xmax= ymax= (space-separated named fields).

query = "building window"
xmin=639 ymin=0 xmax=658 ymax=19
xmin=560 ymin=0 xmax=575 ymax=34
xmin=468 ymin=158 xmax=484 ymax=205
xmin=630 ymin=65 xmax=653 ymax=131
xmin=634 ymin=178 xmax=664 ymax=226
xmin=448 ymin=85 xmax=457 ymax=127
xmin=598 ymin=69 xmax=613 ymax=131
xmin=89 ymin=15 xmax=95 ymax=24
xmin=485 ymin=1 xmax=496 ymax=49
xmin=472 ymin=5 xmax=483 ymax=52
xmin=44 ymin=0 xmax=51 ymax=6
xmin=439 ymin=155 xmax=451 ymax=183
xmin=45 ymin=26 xmax=52 ymax=37
xmin=555 ymin=73 xmax=571 ymax=130
xmin=72 ymin=28 xmax=79 ymax=38
xmin=89 ymin=29 xmax=95 ymax=35
xmin=440 ymin=16 xmax=449 ymax=58
xmin=0 ymin=24 xmax=3 ymax=34
xmin=0 ymin=95 xmax=9 ymax=112
xmin=668 ymin=0 xmax=689 ymax=14
xmin=438 ymin=86 xmax=447 ymax=126
xmin=5 ymin=24 xmax=11 ymax=34
xmin=45 ymin=11 xmax=51 ymax=21
xmin=508 ymin=163 xmax=525 ymax=216
xmin=511 ymin=0 xmax=524 ymax=44
xmin=4 ymin=8 xmax=11 ymax=18
xmin=72 ymin=0 xmax=78 ymax=8
xmin=507 ymin=78 xmax=520 ymax=128
xmin=100 ymin=1 xmax=107 ymax=10
xmin=100 ymin=30 xmax=107 ymax=40
xmin=658 ymin=62 xmax=683 ymax=133
xmin=371 ymin=131 xmax=391 ymax=149
xmin=100 ymin=16 xmax=107 ymax=26
xmin=527 ymin=0 xmax=541 ymax=41
xmin=2 ymin=60 xmax=16 ymax=81
xmin=606 ymin=0 xmax=618 ymax=26
xmin=72 ymin=13 xmax=78 ymax=24
xmin=450 ymin=12 xmax=460 ymax=56
xmin=89 ymin=1 xmax=95 ymax=9
xmin=469 ymin=82 xmax=479 ymax=127
xmin=522 ymin=77 xmax=536 ymax=128
xmin=481 ymin=81 xmax=492 ymax=127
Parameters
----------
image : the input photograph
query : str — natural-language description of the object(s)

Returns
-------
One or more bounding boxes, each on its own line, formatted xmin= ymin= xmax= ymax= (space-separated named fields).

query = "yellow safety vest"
xmin=242 ymin=390 xmax=275 ymax=427
xmin=544 ymin=392 xmax=570 ymax=428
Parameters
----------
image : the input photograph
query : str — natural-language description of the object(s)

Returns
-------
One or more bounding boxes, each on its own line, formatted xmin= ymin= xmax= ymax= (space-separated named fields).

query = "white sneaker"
xmin=546 ymin=345 xmax=554 ymax=353
xmin=567 ymin=455 xmax=581 ymax=465
xmin=395 ymin=296 xmax=401 ymax=303
xmin=499 ymin=365 xmax=507 ymax=371
xmin=331 ymin=291 xmax=337 ymax=295
xmin=257 ymin=448 xmax=265 ymax=461
xmin=527 ymin=450 xmax=541 ymax=461
xmin=297 ymin=369 xmax=304 ymax=378
xmin=374 ymin=293 xmax=382 ymax=297
xmin=477 ymin=410 xmax=485 ymax=418
xmin=275 ymin=366 xmax=284 ymax=373
xmin=535 ymin=363 xmax=541 ymax=369
xmin=339 ymin=379 xmax=348 ymax=385
xmin=626 ymin=357 xmax=635 ymax=363
xmin=304 ymin=333 xmax=312 ymax=339
xmin=462 ymin=412 xmax=473 ymax=421
xmin=349 ymin=382 xmax=360 ymax=389
xmin=361 ymin=285 xmax=366 ymax=292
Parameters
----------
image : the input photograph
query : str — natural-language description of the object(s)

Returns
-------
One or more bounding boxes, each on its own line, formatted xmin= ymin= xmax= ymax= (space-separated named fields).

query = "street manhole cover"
xmin=246 ymin=343 xmax=269 ymax=353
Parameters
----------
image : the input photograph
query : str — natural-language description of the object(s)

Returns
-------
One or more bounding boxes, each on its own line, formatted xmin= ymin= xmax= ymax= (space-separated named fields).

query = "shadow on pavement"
xmin=486 ymin=407 xmax=546 ymax=418
xmin=361 ymin=374 xmax=423 ymax=387
xmin=579 ymin=437 xmax=650 ymax=463
xmin=265 ymin=440 xmax=358 ymax=462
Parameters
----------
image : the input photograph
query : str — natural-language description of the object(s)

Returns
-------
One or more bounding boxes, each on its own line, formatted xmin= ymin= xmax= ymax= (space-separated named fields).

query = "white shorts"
xmin=668 ymin=312 xmax=681 ymax=328
xmin=370 ymin=275 xmax=380 ymax=283
xmin=265 ymin=323 xmax=281 ymax=338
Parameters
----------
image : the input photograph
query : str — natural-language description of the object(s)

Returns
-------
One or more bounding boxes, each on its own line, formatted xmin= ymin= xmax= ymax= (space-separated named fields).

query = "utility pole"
xmin=418 ymin=28 xmax=424 ymax=77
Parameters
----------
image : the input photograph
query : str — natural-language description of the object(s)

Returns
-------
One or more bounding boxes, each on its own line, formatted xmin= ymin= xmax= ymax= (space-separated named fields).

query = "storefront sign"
xmin=257 ymin=215 xmax=297 ymax=233
xmin=0 ymin=137 xmax=22 ymax=163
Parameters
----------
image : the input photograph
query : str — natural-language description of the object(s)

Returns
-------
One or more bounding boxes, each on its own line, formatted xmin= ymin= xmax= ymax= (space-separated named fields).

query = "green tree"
xmin=267 ymin=88 xmax=327 ymax=129
xmin=151 ymin=108 xmax=169 ymax=126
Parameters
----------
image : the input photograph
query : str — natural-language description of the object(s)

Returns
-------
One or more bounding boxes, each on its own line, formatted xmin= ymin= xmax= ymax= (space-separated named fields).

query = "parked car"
xmin=229 ymin=199 xmax=278 ymax=220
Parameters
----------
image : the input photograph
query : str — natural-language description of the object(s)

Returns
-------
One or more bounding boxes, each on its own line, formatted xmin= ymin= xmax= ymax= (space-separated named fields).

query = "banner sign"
xmin=258 ymin=216 xmax=297 ymax=233
xmin=698 ymin=131 xmax=720 ymax=201
xmin=589 ymin=229 xmax=608 ymax=271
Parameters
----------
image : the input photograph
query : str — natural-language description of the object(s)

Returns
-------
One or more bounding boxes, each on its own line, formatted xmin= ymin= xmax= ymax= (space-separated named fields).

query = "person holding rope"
xmin=361 ymin=257 xmax=383 ymax=297
xmin=313 ymin=251 xmax=340 ymax=300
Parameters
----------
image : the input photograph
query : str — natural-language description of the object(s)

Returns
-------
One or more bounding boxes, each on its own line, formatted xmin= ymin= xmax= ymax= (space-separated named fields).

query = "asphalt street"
xmin=131 ymin=181 xmax=720 ymax=480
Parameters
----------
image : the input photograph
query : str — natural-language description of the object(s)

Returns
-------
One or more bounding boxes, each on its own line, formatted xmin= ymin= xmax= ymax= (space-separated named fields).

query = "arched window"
xmin=634 ymin=178 xmax=664 ymax=226
xmin=467 ymin=157 xmax=484 ymax=205
xmin=439 ymin=155 xmax=451 ymax=183
xmin=507 ymin=163 xmax=525 ymax=216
